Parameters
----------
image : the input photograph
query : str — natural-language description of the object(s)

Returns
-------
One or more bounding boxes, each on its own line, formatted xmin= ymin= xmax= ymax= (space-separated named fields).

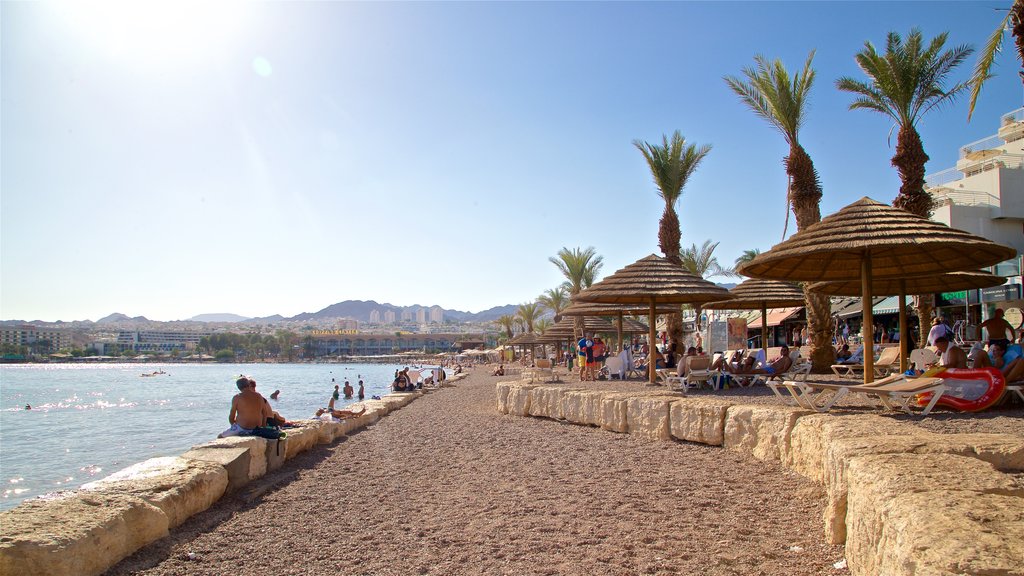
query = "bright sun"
xmin=48 ymin=0 xmax=247 ymax=65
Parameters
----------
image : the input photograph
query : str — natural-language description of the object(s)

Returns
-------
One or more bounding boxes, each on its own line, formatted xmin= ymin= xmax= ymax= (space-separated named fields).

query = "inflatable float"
xmin=916 ymin=367 xmax=1006 ymax=412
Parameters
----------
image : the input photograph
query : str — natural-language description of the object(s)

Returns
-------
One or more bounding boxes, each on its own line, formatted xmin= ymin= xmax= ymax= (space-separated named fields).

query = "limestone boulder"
xmin=0 ymin=491 xmax=169 ymax=576
xmin=625 ymin=395 xmax=677 ymax=440
xmin=182 ymin=446 xmax=250 ymax=492
xmin=202 ymin=436 xmax=268 ymax=480
xmin=823 ymin=430 xmax=1024 ymax=545
xmin=81 ymin=456 xmax=228 ymax=529
xmin=599 ymin=393 xmax=633 ymax=433
xmin=315 ymin=419 xmax=345 ymax=443
xmin=845 ymin=453 xmax=1024 ymax=576
xmin=723 ymin=404 xmax=811 ymax=462
xmin=496 ymin=381 xmax=514 ymax=413
xmin=786 ymin=414 xmax=924 ymax=483
xmin=506 ymin=384 xmax=537 ymax=417
xmin=560 ymin=390 xmax=606 ymax=427
xmin=529 ymin=386 xmax=567 ymax=420
xmin=668 ymin=397 xmax=735 ymax=446
xmin=282 ymin=422 xmax=321 ymax=460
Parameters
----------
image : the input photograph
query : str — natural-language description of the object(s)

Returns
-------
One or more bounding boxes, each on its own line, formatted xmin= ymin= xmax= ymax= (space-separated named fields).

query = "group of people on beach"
xmin=333 ymin=377 xmax=365 ymax=401
xmin=219 ymin=375 xmax=292 ymax=438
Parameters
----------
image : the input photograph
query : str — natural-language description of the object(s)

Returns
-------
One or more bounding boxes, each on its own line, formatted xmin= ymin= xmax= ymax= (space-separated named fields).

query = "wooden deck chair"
xmin=769 ymin=374 xmax=946 ymax=415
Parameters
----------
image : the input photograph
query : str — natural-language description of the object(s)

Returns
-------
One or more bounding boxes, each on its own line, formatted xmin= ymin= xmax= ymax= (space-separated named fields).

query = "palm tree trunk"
xmin=659 ymin=205 xmax=685 ymax=349
xmin=787 ymin=143 xmax=831 ymax=372
xmin=891 ymin=125 xmax=933 ymax=216
xmin=891 ymin=124 xmax=936 ymax=346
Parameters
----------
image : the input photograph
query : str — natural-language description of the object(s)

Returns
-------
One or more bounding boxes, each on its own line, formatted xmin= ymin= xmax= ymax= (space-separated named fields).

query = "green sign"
xmin=938 ymin=291 xmax=968 ymax=306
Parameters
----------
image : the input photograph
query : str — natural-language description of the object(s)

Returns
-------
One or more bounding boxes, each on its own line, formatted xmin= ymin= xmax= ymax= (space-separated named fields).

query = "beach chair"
xmin=621 ymin=349 xmax=643 ymax=379
xmin=909 ymin=348 xmax=939 ymax=371
xmin=831 ymin=346 xmax=900 ymax=378
xmin=680 ymin=355 xmax=715 ymax=391
xmin=604 ymin=356 xmax=625 ymax=380
xmin=769 ymin=374 xmax=946 ymax=415
xmin=532 ymin=359 xmax=559 ymax=382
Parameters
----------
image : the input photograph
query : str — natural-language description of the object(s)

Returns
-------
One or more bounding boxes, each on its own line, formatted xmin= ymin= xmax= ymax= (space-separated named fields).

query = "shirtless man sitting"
xmin=934 ymin=336 xmax=967 ymax=369
xmin=219 ymin=376 xmax=274 ymax=437
xmin=728 ymin=346 xmax=793 ymax=377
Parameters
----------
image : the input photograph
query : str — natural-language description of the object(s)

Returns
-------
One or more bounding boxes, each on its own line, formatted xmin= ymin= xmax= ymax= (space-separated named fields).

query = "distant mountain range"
xmin=287 ymin=300 xmax=517 ymax=323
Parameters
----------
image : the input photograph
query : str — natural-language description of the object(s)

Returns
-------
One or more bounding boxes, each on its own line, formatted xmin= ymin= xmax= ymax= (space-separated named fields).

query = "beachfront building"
xmin=0 ymin=325 xmax=70 ymax=354
xmin=926 ymin=108 xmax=1024 ymax=333
xmin=306 ymin=332 xmax=493 ymax=356
xmin=116 ymin=330 xmax=211 ymax=353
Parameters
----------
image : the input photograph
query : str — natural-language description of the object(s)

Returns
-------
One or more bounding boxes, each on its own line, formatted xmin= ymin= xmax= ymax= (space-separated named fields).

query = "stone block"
xmin=560 ymin=390 xmax=605 ymax=427
xmin=507 ymin=384 xmax=537 ymax=417
xmin=822 ymin=431 xmax=1024 ymax=545
xmin=0 ymin=491 xmax=168 ymax=576
xmin=845 ymin=453 xmax=1024 ymax=576
xmin=282 ymin=422 xmax=321 ymax=460
xmin=723 ymin=404 xmax=811 ymax=463
xmin=200 ymin=436 xmax=268 ymax=480
xmin=496 ymin=381 xmax=514 ymax=413
xmin=668 ymin=397 xmax=735 ymax=446
xmin=529 ymin=386 xmax=567 ymax=420
xmin=81 ymin=456 xmax=228 ymax=529
xmin=599 ymin=393 xmax=634 ymax=433
xmin=316 ymin=420 xmax=344 ymax=444
xmin=264 ymin=437 xmax=288 ymax=472
xmin=181 ymin=446 xmax=251 ymax=492
xmin=626 ymin=395 xmax=676 ymax=440
xmin=786 ymin=414 xmax=923 ymax=483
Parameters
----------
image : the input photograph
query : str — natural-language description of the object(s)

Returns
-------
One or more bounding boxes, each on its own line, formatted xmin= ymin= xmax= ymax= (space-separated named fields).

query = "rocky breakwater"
xmin=0 ymin=373 xmax=468 ymax=576
xmin=496 ymin=379 xmax=1024 ymax=576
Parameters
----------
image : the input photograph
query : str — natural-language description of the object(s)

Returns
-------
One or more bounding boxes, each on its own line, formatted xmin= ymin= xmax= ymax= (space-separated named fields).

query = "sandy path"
xmin=107 ymin=369 xmax=844 ymax=576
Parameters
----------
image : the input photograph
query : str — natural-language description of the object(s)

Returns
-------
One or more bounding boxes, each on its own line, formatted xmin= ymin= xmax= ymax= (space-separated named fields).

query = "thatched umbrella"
xmin=507 ymin=332 xmax=544 ymax=361
xmin=560 ymin=301 xmax=674 ymax=353
xmin=740 ymin=197 xmax=1016 ymax=382
xmin=574 ymin=254 xmax=734 ymax=384
xmin=809 ymin=270 xmax=1005 ymax=372
xmin=704 ymin=279 xmax=806 ymax=360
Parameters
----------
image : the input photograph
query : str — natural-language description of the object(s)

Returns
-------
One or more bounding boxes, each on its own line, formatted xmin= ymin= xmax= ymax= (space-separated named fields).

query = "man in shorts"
xmin=979 ymin=308 xmax=1016 ymax=349
xmin=220 ymin=376 xmax=274 ymax=437
xmin=577 ymin=333 xmax=594 ymax=381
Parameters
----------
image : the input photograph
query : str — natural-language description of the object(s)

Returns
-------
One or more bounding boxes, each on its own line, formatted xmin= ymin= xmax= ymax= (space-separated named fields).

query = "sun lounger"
xmin=524 ymin=359 xmax=559 ymax=383
xmin=769 ymin=374 xmax=946 ymax=415
xmin=1006 ymin=382 xmax=1024 ymax=403
xmin=831 ymin=346 xmax=900 ymax=379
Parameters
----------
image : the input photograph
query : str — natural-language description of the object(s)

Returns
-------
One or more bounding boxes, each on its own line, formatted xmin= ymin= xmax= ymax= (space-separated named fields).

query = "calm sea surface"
xmin=0 ymin=362 xmax=434 ymax=511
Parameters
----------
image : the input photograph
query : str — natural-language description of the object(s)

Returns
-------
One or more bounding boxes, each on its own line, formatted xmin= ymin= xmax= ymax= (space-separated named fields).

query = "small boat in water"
xmin=140 ymin=370 xmax=167 ymax=377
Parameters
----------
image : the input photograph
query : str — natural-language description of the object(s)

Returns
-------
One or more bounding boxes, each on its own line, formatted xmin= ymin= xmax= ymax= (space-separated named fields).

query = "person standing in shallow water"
xmin=333 ymin=383 xmax=340 ymax=402
xmin=357 ymin=380 xmax=365 ymax=400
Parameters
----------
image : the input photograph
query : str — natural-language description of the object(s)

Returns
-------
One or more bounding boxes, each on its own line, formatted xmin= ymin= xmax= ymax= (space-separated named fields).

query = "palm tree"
xmin=725 ymin=51 xmax=832 ymax=372
xmin=549 ymin=246 xmax=604 ymax=337
xmin=837 ymin=29 xmax=973 ymax=344
xmin=679 ymin=240 xmax=731 ymax=331
xmin=634 ymin=131 xmax=711 ymax=347
xmin=537 ymin=286 xmax=569 ymax=317
xmin=734 ymin=248 xmax=762 ymax=271
xmin=495 ymin=315 xmax=516 ymax=340
xmin=967 ymin=1 xmax=1024 ymax=121
xmin=517 ymin=302 xmax=542 ymax=333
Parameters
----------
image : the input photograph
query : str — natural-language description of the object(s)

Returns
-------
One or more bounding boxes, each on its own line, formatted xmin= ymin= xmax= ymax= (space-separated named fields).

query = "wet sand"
xmin=107 ymin=368 xmax=847 ymax=576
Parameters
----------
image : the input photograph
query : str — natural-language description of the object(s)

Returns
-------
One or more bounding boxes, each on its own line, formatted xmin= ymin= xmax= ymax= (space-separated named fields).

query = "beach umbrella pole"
xmin=617 ymin=312 xmax=624 ymax=355
xmin=862 ymin=252 xmax=874 ymax=384
xmin=899 ymin=279 xmax=908 ymax=374
xmin=761 ymin=302 xmax=768 ymax=361
xmin=649 ymin=297 xmax=657 ymax=385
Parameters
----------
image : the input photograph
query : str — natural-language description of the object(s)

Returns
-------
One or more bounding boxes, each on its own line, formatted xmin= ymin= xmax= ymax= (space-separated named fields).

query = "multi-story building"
xmin=383 ymin=310 xmax=397 ymax=324
xmin=116 ymin=330 xmax=210 ymax=352
xmin=306 ymin=332 xmax=492 ymax=356
xmin=926 ymin=107 xmax=1024 ymax=331
xmin=416 ymin=308 xmax=426 ymax=324
xmin=336 ymin=318 xmax=359 ymax=331
xmin=369 ymin=310 xmax=381 ymax=324
xmin=0 ymin=325 xmax=70 ymax=353
xmin=429 ymin=306 xmax=444 ymax=323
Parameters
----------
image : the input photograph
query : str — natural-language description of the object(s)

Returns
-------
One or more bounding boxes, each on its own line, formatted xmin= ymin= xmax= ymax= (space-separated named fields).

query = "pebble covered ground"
xmin=107 ymin=368 xmax=849 ymax=576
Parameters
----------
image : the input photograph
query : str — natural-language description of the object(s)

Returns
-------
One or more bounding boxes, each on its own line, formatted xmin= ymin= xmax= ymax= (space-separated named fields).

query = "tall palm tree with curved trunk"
xmin=516 ymin=302 xmax=542 ymax=333
xmin=549 ymin=246 xmax=604 ymax=337
xmin=634 ymin=131 xmax=711 ymax=348
xmin=837 ymin=28 xmax=973 ymax=344
xmin=968 ymin=1 xmax=1024 ymax=121
xmin=679 ymin=240 xmax=731 ymax=332
xmin=495 ymin=315 xmax=516 ymax=340
xmin=725 ymin=52 xmax=832 ymax=372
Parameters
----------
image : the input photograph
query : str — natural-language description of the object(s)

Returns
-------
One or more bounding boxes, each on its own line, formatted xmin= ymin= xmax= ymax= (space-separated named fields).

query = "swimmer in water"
xmin=25 ymin=404 xmax=31 ymax=410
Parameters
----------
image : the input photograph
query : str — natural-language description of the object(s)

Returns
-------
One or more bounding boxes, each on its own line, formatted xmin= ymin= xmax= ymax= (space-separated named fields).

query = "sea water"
xmin=0 ymin=362 xmax=435 ymax=511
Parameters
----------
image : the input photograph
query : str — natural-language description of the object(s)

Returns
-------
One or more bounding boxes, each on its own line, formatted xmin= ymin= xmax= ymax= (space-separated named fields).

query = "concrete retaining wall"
xmin=496 ymin=380 xmax=1024 ymax=576
xmin=0 ymin=385 xmax=445 ymax=576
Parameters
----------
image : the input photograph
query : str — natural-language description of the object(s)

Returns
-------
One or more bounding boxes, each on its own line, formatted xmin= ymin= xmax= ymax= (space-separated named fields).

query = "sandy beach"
xmin=106 ymin=367 xmax=855 ymax=576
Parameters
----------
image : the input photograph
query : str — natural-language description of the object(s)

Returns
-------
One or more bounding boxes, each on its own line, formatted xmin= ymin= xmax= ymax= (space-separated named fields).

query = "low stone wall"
xmin=497 ymin=380 xmax=1024 ymax=576
xmin=0 ymin=374 xmax=468 ymax=576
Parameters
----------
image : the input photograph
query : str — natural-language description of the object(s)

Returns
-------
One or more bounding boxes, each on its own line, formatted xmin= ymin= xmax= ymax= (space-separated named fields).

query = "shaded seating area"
xmin=768 ymin=374 xmax=947 ymax=415
xmin=831 ymin=346 xmax=900 ymax=379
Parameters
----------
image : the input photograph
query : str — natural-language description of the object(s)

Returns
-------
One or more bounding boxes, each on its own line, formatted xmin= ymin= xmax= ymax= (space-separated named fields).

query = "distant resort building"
xmin=925 ymin=107 xmax=1024 ymax=331
xmin=114 ymin=330 xmax=211 ymax=353
xmin=306 ymin=332 xmax=492 ymax=356
xmin=0 ymin=325 xmax=70 ymax=353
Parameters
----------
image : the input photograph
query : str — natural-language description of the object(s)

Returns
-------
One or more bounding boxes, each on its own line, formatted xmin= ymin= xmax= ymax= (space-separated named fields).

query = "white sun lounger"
xmin=769 ymin=374 xmax=946 ymax=415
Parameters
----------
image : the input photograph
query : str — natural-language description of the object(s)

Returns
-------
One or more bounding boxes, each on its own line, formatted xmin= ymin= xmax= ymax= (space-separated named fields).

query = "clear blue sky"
xmin=2 ymin=1 xmax=1021 ymax=322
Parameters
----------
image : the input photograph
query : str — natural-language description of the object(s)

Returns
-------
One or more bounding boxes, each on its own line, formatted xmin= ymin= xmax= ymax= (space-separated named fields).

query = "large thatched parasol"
xmin=560 ymin=301 xmax=673 ymax=353
xmin=704 ymin=279 xmax=806 ymax=360
xmin=740 ymin=197 xmax=1016 ymax=382
xmin=574 ymin=254 xmax=734 ymax=384
xmin=809 ymin=270 xmax=1006 ymax=372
